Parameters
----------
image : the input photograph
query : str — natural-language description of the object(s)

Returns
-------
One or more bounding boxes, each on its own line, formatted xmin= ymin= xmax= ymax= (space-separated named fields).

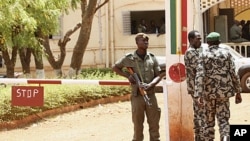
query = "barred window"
xmin=122 ymin=10 xmax=165 ymax=35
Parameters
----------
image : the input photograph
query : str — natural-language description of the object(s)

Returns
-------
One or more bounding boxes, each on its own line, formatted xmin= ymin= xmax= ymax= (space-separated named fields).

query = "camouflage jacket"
xmin=184 ymin=47 xmax=200 ymax=95
xmin=194 ymin=45 xmax=242 ymax=99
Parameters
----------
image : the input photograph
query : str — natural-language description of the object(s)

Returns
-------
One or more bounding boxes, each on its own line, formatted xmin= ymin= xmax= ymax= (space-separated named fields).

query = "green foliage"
xmin=70 ymin=0 xmax=81 ymax=10
xmin=0 ymin=70 xmax=130 ymax=122
xmin=0 ymin=0 xmax=72 ymax=48
xmin=80 ymin=68 xmax=123 ymax=79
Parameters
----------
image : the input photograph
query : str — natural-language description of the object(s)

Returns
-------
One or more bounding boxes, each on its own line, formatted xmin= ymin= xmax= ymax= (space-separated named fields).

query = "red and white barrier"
xmin=0 ymin=78 xmax=171 ymax=86
xmin=1 ymin=77 xmax=172 ymax=140
xmin=0 ymin=79 xmax=129 ymax=85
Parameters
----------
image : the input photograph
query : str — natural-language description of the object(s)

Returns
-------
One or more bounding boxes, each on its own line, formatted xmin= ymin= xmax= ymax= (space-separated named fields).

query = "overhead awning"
xmin=200 ymin=0 xmax=225 ymax=13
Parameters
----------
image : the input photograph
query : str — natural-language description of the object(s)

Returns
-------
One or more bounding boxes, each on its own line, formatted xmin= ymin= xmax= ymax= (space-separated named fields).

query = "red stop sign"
xmin=12 ymin=86 xmax=44 ymax=106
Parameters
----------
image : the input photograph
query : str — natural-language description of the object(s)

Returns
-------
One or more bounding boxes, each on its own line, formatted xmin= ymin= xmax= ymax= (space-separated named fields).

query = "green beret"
xmin=206 ymin=32 xmax=220 ymax=42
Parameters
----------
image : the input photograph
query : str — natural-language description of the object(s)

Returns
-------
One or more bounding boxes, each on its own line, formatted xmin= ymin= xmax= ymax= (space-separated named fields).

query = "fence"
xmin=224 ymin=42 xmax=250 ymax=57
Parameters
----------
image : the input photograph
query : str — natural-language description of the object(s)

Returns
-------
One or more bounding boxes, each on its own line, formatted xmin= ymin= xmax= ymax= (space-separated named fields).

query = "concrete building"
xmin=1 ymin=0 xmax=249 ymax=71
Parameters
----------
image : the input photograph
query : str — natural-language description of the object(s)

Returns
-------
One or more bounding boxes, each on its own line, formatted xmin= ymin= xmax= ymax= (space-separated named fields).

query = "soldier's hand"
xmin=128 ymin=75 xmax=136 ymax=84
xmin=235 ymin=93 xmax=242 ymax=104
xmin=142 ymin=83 xmax=153 ymax=91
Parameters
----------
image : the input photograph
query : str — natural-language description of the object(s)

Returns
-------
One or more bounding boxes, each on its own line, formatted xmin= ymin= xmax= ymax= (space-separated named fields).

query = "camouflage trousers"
xmin=203 ymin=98 xmax=230 ymax=141
xmin=192 ymin=96 xmax=206 ymax=141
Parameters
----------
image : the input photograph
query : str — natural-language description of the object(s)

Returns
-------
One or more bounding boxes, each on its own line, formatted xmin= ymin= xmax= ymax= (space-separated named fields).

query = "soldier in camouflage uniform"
xmin=184 ymin=30 xmax=206 ymax=141
xmin=194 ymin=32 xmax=242 ymax=141
xmin=112 ymin=33 xmax=162 ymax=141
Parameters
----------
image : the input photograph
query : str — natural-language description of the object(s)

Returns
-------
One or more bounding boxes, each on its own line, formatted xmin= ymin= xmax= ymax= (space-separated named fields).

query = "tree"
xmin=43 ymin=0 xmax=109 ymax=78
xmin=0 ymin=0 xmax=109 ymax=78
xmin=68 ymin=0 xmax=109 ymax=78
xmin=43 ymin=23 xmax=81 ymax=78
xmin=0 ymin=0 xmax=71 ymax=78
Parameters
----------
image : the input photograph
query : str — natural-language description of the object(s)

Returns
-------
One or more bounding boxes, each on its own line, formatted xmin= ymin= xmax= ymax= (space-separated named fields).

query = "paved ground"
xmin=0 ymin=93 xmax=250 ymax=141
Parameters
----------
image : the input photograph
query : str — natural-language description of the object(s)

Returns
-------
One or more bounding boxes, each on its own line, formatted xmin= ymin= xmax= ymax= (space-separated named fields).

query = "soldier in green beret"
xmin=206 ymin=32 xmax=221 ymax=42
xmin=195 ymin=32 xmax=242 ymax=141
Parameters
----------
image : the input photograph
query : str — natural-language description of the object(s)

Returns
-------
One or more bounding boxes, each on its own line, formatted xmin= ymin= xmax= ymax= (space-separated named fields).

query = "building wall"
xmin=235 ymin=9 xmax=250 ymax=21
xmin=48 ymin=0 xmax=166 ymax=70
xmin=1 ymin=0 xmax=249 ymax=72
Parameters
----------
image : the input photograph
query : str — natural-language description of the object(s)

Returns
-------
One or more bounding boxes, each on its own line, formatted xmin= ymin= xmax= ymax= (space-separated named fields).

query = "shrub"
xmin=0 ymin=68 xmax=130 ymax=122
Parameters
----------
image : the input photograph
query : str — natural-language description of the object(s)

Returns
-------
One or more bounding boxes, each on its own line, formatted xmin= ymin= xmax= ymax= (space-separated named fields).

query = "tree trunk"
xmin=69 ymin=0 xmax=98 ymax=78
xmin=54 ymin=69 xmax=63 ymax=78
xmin=43 ymin=23 xmax=81 ymax=78
xmin=1 ymin=46 xmax=18 ymax=78
xmin=31 ymin=48 xmax=45 ymax=78
xmin=19 ymin=48 xmax=32 ymax=78
xmin=18 ymin=47 xmax=44 ymax=78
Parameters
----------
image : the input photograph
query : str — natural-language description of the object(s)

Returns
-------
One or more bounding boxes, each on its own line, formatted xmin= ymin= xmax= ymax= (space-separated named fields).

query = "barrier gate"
xmin=0 ymin=78 xmax=172 ymax=140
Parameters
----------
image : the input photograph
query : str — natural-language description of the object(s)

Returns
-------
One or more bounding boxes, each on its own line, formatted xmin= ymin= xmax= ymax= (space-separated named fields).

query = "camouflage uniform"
xmin=114 ymin=51 xmax=161 ymax=141
xmin=184 ymin=47 xmax=206 ymax=141
xmin=195 ymin=32 xmax=241 ymax=141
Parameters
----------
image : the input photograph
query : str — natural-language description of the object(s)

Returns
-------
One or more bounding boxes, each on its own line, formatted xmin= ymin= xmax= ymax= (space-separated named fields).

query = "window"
xmin=122 ymin=10 xmax=165 ymax=35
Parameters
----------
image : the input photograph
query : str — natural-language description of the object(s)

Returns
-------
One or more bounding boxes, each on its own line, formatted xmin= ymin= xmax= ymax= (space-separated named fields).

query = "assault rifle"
xmin=127 ymin=67 xmax=152 ymax=106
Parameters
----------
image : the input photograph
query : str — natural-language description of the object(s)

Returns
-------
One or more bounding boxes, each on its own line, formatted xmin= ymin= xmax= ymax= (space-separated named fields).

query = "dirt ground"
xmin=0 ymin=93 xmax=250 ymax=141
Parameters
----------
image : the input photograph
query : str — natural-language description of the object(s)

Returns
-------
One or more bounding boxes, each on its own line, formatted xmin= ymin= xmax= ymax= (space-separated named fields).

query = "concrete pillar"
xmin=164 ymin=0 xmax=202 ymax=140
